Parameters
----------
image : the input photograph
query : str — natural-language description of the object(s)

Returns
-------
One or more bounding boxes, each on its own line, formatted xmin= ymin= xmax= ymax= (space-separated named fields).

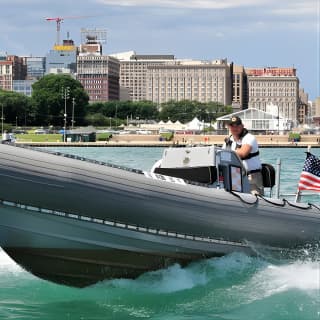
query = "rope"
xmin=257 ymin=194 xmax=286 ymax=207
xmin=229 ymin=190 xmax=258 ymax=205
xmin=308 ymin=203 xmax=320 ymax=212
xmin=282 ymin=198 xmax=312 ymax=210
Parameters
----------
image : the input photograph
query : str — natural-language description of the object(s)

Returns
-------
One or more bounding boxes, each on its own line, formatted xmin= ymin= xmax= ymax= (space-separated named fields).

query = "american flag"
xmin=298 ymin=152 xmax=320 ymax=191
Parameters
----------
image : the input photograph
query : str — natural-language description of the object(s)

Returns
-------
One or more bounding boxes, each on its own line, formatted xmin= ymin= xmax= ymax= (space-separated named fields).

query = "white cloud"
xmin=96 ymin=0 xmax=266 ymax=9
xmin=96 ymin=0 xmax=318 ymax=15
xmin=0 ymin=0 xmax=46 ymax=3
xmin=271 ymin=2 xmax=318 ymax=16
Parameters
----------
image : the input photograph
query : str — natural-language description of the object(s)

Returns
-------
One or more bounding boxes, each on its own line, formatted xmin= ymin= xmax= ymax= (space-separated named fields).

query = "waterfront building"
xmin=11 ymin=56 xmax=46 ymax=96
xmin=298 ymin=88 xmax=309 ymax=125
xmin=245 ymin=67 xmax=299 ymax=123
xmin=0 ymin=54 xmax=13 ymax=91
xmin=312 ymin=97 xmax=320 ymax=126
xmin=146 ymin=58 xmax=232 ymax=106
xmin=112 ymin=52 xmax=232 ymax=106
xmin=77 ymin=29 xmax=119 ymax=102
xmin=111 ymin=51 xmax=175 ymax=101
xmin=13 ymin=79 xmax=36 ymax=97
xmin=0 ymin=54 xmax=26 ymax=91
xmin=77 ymin=55 xmax=119 ymax=102
xmin=46 ymin=39 xmax=77 ymax=74
xmin=217 ymin=108 xmax=289 ymax=134
xmin=314 ymin=97 xmax=320 ymax=117
xmin=23 ymin=56 xmax=46 ymax=80
xmin=232 ymin=65 xmax=248 ymax=111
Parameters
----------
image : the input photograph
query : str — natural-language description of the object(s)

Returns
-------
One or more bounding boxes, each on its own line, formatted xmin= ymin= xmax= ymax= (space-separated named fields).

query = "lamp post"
xmin=1 ymin=104 xmax=4 ymax=136
xmin=62 ymin=87 xmax=70 ymax=142
xmin=115 ymin=104 xmax=118 ymax=128
xmin=277 ymin=105 xmax=280 ymax=135
xmin=71 ymin=97 xmax=75 ymax=130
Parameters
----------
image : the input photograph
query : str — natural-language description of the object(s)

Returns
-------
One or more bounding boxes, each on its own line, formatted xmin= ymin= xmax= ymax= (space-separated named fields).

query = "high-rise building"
xmin=310 ymin=98 xmax=320 ymax=126
xmin=24 ymin=56 xmax=46 ymax=80
xmin=314 ymin=97 xmax=320 ymax=117
xmin=79 ymin=28 xmax=106 ymax=56
xmin=232 ymin=65 xmax=247 ymax=110
xmin=113 ymin=52 xmax=233 ymax=105
xmin=13 ymin=80 xmax=35 ymax=97
xmin=0 ymin=54 xmax=12 ymax=91
xmin=46 ymin=39 xmax=77 ymax=74
xmin=146 ymin=59 xmax=232 ymax=105
xmin=77 ymin=28 xmax=120 ymax=102
xmin=12 ymin=56 xmax=46 ymax=96
xmin=111 ymin=52 xmax=175 ymax=101
xmin=77 ymin=55 xmax=119 ymax=101
xmin=0 ymin=55 xmax=26 ymax=91
xmin=246 ymin=67 xmax=299 ymax=122
xmin=298 ymin=88 xmax=309 ymax=125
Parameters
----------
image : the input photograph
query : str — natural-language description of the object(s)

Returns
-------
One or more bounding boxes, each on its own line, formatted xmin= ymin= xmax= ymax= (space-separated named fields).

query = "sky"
xmin=1 ymin=0 xmax=319 ymax=100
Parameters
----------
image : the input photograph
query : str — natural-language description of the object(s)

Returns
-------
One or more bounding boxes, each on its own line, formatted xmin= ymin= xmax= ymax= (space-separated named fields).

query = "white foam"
xmin=207 ymin=252 xmax=260 ymax=275
xmin=147 ymin=263 xmax=208 ymax=292
xmin=260 ymin=261 xmax=320 ymax=292
xmin=229 ymin=260 xmax=320 ymax=305
xmin=0 ymin=248 xmax=23 ymax=273
xmin=109 ymin=263 xmax=208 ymax=293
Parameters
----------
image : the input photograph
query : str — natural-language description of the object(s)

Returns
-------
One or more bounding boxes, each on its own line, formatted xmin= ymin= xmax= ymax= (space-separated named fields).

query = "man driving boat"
xmin=223 ymin=116 xmax=264 ymax=195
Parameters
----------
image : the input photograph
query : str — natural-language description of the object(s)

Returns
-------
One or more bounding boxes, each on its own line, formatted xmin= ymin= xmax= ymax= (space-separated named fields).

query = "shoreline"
xmin=14 ymin=144 xmax=318 ymax=148
xmin=15 ymin=133 xmax=320 ymax=148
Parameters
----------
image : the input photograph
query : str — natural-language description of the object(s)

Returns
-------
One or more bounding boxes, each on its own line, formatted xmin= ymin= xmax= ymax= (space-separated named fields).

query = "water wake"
xmin=1 ymin=248 xmax=320 ymax=319
xmin=0 ymin=248 xmax=23 ymax=272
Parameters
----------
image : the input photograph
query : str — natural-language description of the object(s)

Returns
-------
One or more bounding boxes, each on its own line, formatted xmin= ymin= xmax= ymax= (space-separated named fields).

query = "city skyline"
xmin=1 ymin=0 xmax=319 ymax=100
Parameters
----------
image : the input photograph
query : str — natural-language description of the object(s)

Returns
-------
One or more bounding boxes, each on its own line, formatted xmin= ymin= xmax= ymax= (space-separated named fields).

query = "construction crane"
xmin=45 ymin=15 xmax=93 ymax=46
xmin=45 ymin=17 xmax=66 ymax=46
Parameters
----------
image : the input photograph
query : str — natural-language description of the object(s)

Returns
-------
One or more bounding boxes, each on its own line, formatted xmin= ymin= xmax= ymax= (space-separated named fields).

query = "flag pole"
xmin=295 ymin=145 xmax=312 ymax=202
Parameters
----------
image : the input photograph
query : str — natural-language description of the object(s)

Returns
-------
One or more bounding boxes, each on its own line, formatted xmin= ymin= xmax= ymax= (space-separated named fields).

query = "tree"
xmin=0 ymin=89 xmax=31 ymax=127
xmin=31 ymin=74 xmax=89 ymax=126
xmin=87 ymin=100 xmax=159 ymax=124
xmin=159 ymin=100 xmax=232 ymax=123
xmin=84 ymin=113 xmax=110 ymax=126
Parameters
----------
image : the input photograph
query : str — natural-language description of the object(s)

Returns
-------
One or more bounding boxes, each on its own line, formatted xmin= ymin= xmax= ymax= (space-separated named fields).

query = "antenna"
xmin=80 ymin=28 xmax=107 ymax=45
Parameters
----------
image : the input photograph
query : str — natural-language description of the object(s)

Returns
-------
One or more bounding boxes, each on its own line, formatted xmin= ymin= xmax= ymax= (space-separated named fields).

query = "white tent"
xmin=186 ymin=117 xmax=204 ymax=130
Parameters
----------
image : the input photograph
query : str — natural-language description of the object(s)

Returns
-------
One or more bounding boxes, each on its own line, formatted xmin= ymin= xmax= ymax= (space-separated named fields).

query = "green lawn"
xmin=16 ymin=134 xmax=62 ymax=142
xmin=15 ymin=133 xmax=111 ymax=143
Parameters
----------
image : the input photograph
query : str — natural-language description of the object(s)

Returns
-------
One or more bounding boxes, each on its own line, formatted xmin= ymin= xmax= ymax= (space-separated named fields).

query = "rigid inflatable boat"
xmin=0 ymin=143 xmax=319 ymax=287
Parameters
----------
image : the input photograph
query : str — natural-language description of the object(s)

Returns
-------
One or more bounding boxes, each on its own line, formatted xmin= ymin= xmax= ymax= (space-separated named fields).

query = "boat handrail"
xmin=17 ymin=144 xmax=145 ymax=175
xmin=230 ymin=191 xmax=320 ymax=212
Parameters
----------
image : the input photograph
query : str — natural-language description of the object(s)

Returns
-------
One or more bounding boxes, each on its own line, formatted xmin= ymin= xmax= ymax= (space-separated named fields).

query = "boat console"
xmin=152 ymin=146 xmax=251 ymax=193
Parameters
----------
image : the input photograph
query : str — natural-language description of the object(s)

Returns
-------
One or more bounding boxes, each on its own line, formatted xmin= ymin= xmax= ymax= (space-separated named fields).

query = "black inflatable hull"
xmin=0 ymin=144 xmax=319 ymax=287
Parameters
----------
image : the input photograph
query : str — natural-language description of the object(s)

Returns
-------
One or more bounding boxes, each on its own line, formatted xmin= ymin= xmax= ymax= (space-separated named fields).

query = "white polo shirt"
xmin=227 ymin=133 xmax=262 ymax=172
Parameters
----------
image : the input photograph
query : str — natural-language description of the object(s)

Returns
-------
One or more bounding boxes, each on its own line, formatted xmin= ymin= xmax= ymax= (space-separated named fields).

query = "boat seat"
xmin=154 ymin=166 xmax=217 ymax=184
xmin=261 ymin=163 xmax=276 ymax=188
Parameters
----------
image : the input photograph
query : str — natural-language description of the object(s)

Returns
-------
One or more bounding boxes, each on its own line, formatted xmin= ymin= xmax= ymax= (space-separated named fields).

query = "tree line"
xmin=0 ymin=74 xmax=232 ymax=129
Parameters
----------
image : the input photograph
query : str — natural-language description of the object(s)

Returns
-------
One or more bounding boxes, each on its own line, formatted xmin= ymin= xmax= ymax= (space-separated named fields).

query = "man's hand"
xmin=224 ymin=137 xmax=232 ymax=147
xmin=235 ymin=144 xmax=252 ymax=159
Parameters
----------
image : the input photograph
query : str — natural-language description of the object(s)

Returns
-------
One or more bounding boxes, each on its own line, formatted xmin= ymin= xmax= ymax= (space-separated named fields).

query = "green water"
xmin=1 ymin=251 xmax=319 ymax=319
xmin=0 ymin=147 xmax=320 ymax=319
